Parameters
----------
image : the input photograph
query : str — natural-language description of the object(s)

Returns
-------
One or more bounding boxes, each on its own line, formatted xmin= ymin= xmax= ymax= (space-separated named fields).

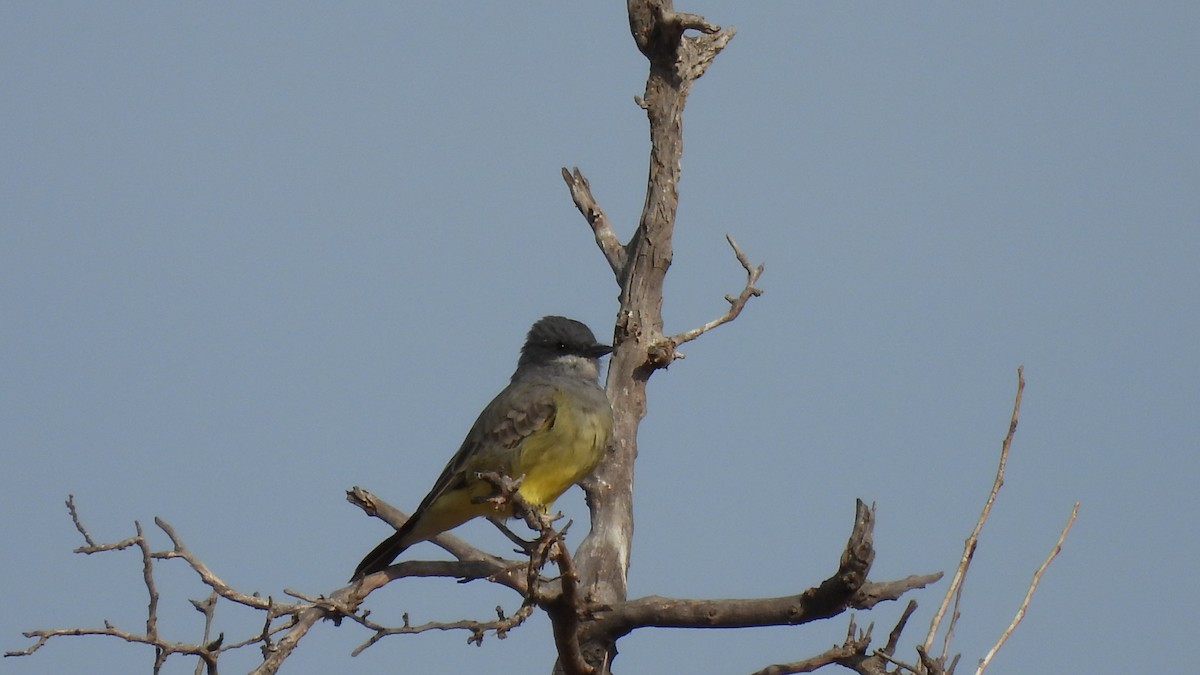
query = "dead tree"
xmin=8 ymin=3 xmax=1075 ymax=674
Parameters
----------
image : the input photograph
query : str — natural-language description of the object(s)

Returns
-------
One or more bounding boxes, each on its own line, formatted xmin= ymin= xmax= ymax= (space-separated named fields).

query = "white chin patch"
xmin=557 ymin=354 xmax=599 ymax=379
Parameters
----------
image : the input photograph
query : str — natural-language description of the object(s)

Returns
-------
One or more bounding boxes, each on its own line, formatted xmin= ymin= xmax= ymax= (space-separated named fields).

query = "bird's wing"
xmin=406 ymin=379 xmax=557 ymax=517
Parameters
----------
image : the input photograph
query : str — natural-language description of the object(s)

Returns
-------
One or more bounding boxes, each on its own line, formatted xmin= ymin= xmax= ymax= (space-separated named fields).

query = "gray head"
xmin=515 ymin=316 xmax=612 ymax=379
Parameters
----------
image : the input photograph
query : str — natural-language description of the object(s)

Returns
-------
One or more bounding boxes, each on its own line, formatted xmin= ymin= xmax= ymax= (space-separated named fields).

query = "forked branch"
xmin=670 ymin=234 xmax=764 ymax=349
xmin=585 ymin=501 xmax=939 ymax=638
xmin=6 ymin=497 xmax=302 ymax=669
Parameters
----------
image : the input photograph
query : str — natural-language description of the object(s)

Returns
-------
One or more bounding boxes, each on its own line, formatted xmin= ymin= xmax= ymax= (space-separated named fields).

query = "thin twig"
xmin=750 ymin=616 xmax=871 ymax=675
xmin=750 ymin=641 xmax=866 ymax=675
xmin=7 ymin=625 xmax=194 ymax=659
xmin=923 ymin=367 xmax=1024 ymax=663
xmin=975 ymin=502 xmax=1079 ymax=675
xmin=5 ymin=499 xmax=312 ymax=671
xmin=669 ymin=234 xmax=764 ymax=348
xmin=941 ymin=577 xmax=965 ymax=666
xmin=877 ymin=649 xmax=923 ymax=674
xmin=153 ymin=517 xmax=281 ymax=612
xmin=883 ymin=600 xmax=919 ymax=655
xmin=66 ymin=495 xmax=96 ymax=547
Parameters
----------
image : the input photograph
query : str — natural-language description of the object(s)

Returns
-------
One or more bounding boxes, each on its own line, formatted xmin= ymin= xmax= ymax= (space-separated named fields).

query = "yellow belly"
xmin=511 ymin=390 xmax=610 ymax=507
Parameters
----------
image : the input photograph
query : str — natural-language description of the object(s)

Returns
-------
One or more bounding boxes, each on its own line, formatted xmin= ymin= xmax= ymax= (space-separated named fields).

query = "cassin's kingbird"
xmin=352 ymin=315 xmax=614 ymax=581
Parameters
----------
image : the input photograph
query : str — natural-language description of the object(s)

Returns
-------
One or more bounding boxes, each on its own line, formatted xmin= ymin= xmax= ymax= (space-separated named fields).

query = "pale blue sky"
xmin=3 ymin=3 xmax=1197 ymax=674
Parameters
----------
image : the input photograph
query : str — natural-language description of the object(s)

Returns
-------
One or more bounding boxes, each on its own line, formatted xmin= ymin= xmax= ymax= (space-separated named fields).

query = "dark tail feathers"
xmin=352 ymin=528 xmax=410 ymax=581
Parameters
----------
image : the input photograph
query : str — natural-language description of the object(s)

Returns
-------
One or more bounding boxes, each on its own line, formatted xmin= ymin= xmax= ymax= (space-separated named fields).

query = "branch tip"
xmin=561 ymin=166 xmax=624 ymax=276
xmin=668 ymin=234 xmax=763 ymax=348
xmin=975 ymin=501 xmax=1078 ymax=675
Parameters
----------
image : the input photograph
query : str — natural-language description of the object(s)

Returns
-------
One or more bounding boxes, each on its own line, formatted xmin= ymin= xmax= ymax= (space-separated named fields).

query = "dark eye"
xmin=555 ymin=342 xmax=569 ymax=352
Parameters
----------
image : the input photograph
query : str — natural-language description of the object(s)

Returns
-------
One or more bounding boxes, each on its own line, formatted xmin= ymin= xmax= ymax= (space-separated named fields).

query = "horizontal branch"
xmin=346 ymin=486 xmax=557 ymax=598
xmin=597 ymin=570 xmax=937 ymax=635
xmin=751 ymin=639 xmax=868 ymax=675
xmin=853 ymin=573 xmax=944 ymax=610
xmin=347 ymin=487 xmax=513 ymax=562
xmin=752 ymin=599 xmax=930 ymax=675
xmin=752 ymin=614 xmax=877 ymax=675
xmin=588 ymin=502 xmax=936 ymax=638
xmin=350 ymin=558 xmax=529 ymax=588
xmin=351 ymin=604 xmax=537 ymax=656
xmin=7 ymin=625 xmax=206 ymax=660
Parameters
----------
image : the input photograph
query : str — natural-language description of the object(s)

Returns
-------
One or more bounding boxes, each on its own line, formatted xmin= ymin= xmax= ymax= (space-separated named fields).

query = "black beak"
xmin=589 ymin=343 xmax=614 ymax=358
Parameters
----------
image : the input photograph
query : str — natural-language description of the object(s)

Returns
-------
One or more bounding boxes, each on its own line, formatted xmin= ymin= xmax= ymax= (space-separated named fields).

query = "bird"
xmin=352 ymin=315 xmax=614 ymax=581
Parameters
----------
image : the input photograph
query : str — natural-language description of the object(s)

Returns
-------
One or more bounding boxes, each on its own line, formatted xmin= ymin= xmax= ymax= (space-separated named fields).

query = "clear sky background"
xmin=3 ymin=3 xmax=1196 ymax=674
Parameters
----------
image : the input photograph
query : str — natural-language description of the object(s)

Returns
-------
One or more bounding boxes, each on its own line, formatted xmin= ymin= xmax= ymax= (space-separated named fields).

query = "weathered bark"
xmin=566 ymin=3 xmax=735 ymax=671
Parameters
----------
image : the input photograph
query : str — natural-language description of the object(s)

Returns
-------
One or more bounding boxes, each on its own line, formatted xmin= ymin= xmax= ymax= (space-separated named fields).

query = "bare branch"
xmin=975 ymin=502 xmax=1079 ymax=675
xmin=751 ymin=637 xmax=869 ymax=675
xmin=561 ymin=167 xmax=625 ymax=275
xmin=190 ymin=592 xmax=219 ymax=675
xmin=546 ymin=532 xmax=593 ymax=675
xmin=131 ymin=521 xmax=167 ymax=671
xmin=824 ymin=602 xmax=924 ymax=675
xmin=347 ymin=485 xmax=538 ymax=597
xmin=344 ymin=474 xmax=595 ymax=667
xmin=751 ymin=605 xmax=920 ymax=675
xmin=854 ymin=574 xmax=943 ymax=610
xmin=69 ymin=495 xmax=139 ymax=555
xmin=7 ymin=625 xmax=200 ymax=660
xmin=342 ymin=607 xmax=523 ymax=656
xmin=883 ymin=600 xmax=919 ymax=656
xmin=153 ymin=517 xmax=280 ymax=612
xmin=283 ymin=584 xmax=535 ymax=655
xmin=348 ymin=486 xmax=526 ymax=568
xmin=597 ymin=569 xmax=936 ymax=637
xmin=669 ymin=234 xmax=764 ymax=349
xmin=569 ymin=12 xmax=738 ymax=671
xmin=473 ymin=471 xmax=594 ymax=674
xmin=6 ymin=507 xmax=293 ymax=668
xmin=66 ymin=494 xmax=96 ymax=547
xmin=587 ymin=502 xmax=935 ymax=638
xmin=923 ymin=367 xmax=1025 ymax=661
xmin=13 ymin=6 xmax=1076 ymax=673
xmin=251 ymin=605 xmax=326 ymax=674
